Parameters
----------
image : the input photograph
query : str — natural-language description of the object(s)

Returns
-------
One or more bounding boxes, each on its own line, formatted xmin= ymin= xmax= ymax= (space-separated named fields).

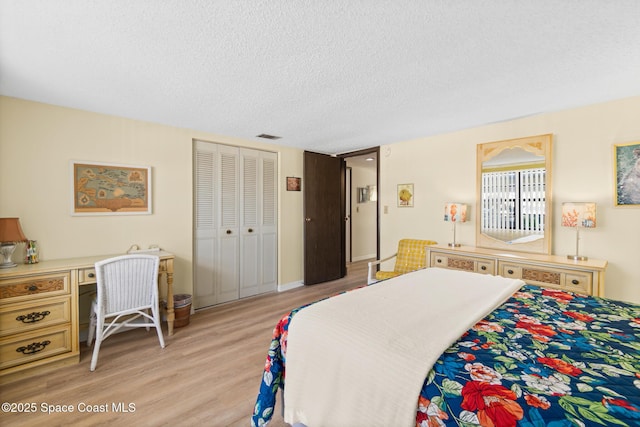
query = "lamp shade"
xmin=561 ymin=203 xmax=596 ymax=228
xmin=0 ymin=218 xmax=28 ymax=243
xmin=444 ymin=203 xmax=467 ymax=223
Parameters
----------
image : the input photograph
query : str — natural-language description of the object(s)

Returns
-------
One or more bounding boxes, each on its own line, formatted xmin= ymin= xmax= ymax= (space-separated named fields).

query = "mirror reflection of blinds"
xmin=481 ymin=168 xmax=545 ymax=232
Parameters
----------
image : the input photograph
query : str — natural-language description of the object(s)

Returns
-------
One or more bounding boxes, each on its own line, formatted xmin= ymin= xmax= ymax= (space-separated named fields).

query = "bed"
xmin=252 ymin=267 xmax=640 ymax=427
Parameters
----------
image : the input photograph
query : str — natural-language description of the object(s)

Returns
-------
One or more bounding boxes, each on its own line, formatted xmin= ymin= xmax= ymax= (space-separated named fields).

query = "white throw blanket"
xmin=283 ymin=267 xmax=524 ymax=427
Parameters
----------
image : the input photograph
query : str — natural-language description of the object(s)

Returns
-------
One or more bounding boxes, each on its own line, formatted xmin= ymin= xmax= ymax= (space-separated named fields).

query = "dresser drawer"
xmin=430 ymin=253 xmax=495 ymax=274
xmin=0 ymin=273 xmax=70 ymax=304
xmin=0 ymin=326 xmax=72 ymax=370
xmin=562 ymin=272 xmax=593 ymax=294
xmin=0 ymin=296 xmax=71 ymax=337
xmin=78 ymin=267 xmax=97 ymax=285
xmin=499 ymin=263 xmax=592 ymax=294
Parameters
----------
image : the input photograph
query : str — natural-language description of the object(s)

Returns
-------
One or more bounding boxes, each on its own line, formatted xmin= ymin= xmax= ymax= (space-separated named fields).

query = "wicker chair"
xmin=367 ymin=239 xmax=437 ymax=284
xmin=87 ymin=254 xmax=165 ymax=371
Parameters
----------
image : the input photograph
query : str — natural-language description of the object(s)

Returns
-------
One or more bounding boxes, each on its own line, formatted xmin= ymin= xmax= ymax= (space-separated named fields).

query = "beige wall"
xmin=378 ymin=95 xmax=640 ymax=303
xmin=347 ymin=161 xmax=377 ymax=261
xmin=3 ymin=95 xmax=639 ymax=304
xmin=0 ymin=96 xmax=304 ymax=296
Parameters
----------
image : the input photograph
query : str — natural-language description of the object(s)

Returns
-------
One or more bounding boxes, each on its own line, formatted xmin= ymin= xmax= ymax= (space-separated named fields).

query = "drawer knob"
xmin=481 ymin=266 xmax=487 ymax=271
xmin=88 ymin=273 xmax=95 ymax=278
xmin=507 ymin=269 xmax=514 ymax=275
xmin=28 ymin=285 xmax=38 ymax=292
xmin=16 ymin=340 xmax=51 ymax=355
xmin=16 ymin=311 xmax=51 ymax=324
xmin=571 ymin=279 xmax=579 ymax=285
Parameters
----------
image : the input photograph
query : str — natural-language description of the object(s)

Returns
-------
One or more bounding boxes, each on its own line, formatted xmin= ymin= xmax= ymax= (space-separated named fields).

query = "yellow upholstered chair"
xmin=367 ymin=239 xmax=437 ymax=284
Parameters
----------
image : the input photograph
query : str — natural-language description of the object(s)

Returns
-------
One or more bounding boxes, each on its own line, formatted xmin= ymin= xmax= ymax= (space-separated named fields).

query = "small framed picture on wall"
xmin=286 ymin=177 xmax=301 ymax=191
xmin=397 ymin=183 xmax=414 ymax=207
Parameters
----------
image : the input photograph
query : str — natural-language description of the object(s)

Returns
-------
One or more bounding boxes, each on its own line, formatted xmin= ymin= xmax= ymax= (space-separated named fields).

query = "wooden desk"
xmin=0 ymin=251 xmax=175 ymax=383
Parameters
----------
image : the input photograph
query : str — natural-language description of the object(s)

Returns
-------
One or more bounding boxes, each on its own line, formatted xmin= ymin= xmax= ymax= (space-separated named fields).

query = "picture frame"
xmin=357 ymin=187 xmax=369 ymax=203
xmin=613 ymin=141 xmax=640 ymax=206
xmin=71 ymin=161 xmax=152 ymax=215
xmin=397 ymin=183 xmax=414 ymax=207
xmin=286 ymin=176 xmax=301 ymax=191
xmin=357 ymin=185 xmax=377 ymax=203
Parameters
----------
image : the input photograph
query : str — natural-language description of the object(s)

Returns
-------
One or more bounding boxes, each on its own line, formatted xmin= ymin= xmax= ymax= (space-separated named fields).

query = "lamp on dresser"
xmin=444 ymin=203 xmax=467 ymax=247
xmin=561 ymin=202 xmax=596 ymax=261
xmin=0 ymin=217 xmax=28 ymax=268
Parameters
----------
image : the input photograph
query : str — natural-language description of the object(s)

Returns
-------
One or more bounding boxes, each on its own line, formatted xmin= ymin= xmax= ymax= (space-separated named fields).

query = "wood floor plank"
xmin=1 ymin=260 xmax=371 ymax=426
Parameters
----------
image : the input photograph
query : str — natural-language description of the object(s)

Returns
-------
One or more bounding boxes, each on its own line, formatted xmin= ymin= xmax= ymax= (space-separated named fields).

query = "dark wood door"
xmin=303 ymin=151 xmax=346 ymax=285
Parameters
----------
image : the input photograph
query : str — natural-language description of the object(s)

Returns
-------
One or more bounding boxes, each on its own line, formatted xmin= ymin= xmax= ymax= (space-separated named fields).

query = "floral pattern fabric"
xmin=420 ymin=286 xmax=640 ymax=427
xmin=252 ymin=285 xmax=640 ymax=427
xmin=252 ymin=303 xmax=305 ymax=426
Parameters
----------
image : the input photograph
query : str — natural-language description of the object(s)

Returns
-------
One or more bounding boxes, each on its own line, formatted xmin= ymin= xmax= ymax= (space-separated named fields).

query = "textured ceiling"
xmin=2 ymin=1 xmax=640 ymax=155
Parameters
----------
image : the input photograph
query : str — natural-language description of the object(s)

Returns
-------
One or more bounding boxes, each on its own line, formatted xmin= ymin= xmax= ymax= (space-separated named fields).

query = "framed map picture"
xmin=71 ymin=161 xmax=152 ymax=215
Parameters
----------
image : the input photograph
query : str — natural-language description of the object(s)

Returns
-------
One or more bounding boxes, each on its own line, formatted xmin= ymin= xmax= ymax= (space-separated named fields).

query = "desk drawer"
xmin=0 ymin=296 xmax=71 ymax=337
xmin=430 ymin=253 xmax=495 ymax=275
xmin=0 ymin=273 xmax=70 ymax=303
xmin=78 ymin=268 xmax=97 ymax=285
xmin=500 ymin=263 xmax=592 ymax=294
xmin=0 ymin=326 xmax=72 ymax=370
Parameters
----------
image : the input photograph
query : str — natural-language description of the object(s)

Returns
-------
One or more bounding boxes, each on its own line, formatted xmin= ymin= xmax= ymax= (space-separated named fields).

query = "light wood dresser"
xmin=0 ymin=251 xmax=174 ymax=384
xmin=426 ymin=245 xmax=607 ymax=297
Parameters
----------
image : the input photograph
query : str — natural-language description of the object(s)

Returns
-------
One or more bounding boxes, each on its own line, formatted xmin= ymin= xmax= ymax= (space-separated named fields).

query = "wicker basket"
xmin=173 ymin=294 xmax=192 ymax=328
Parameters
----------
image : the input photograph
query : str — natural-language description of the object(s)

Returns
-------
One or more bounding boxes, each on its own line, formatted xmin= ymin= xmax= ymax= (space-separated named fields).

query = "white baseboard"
xmin=278 ymin=280 xmax=304 ymax=292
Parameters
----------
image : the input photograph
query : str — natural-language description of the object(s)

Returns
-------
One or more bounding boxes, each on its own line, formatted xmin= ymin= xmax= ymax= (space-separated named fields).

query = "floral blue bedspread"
xmin=252 ymin=285 xmax=640 ymax=427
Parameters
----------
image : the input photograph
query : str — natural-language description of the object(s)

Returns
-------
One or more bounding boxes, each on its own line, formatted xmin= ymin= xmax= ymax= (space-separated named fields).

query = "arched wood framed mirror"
xmin=476 ymin=134 xmax=553 ymax=254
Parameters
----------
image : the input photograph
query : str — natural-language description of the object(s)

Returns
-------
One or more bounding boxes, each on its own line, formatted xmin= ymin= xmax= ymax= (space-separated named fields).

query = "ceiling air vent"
xmin=256 ymin=134 xmax=282 ymax=140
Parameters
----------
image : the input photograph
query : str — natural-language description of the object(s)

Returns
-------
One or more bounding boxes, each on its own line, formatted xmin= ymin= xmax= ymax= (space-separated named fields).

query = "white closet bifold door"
xmin=194 ymin=141 xmax=277 ymax=308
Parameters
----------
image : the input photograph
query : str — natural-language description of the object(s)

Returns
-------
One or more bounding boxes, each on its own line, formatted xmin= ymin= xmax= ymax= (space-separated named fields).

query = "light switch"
xmin=384 ymin=205 xmax=389 ymax=214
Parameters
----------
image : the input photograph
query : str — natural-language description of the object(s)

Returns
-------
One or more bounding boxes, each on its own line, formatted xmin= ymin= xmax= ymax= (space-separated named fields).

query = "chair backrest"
xmin=393 ymin=239 xmax=437 ymax=274
xmin=95 ymin=254 xmax=160 ymax=315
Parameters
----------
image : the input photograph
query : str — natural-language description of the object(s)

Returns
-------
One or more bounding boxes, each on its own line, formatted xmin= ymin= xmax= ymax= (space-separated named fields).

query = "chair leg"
xmin=90 ymin=316 xmax=104 ymax=371
xmin=87 ymin=302 xmax=97 ymax=347
xmin=155 ymin=323 xmax=165 ymax=348
xmin=152 ymin=307 xmax=165 ymax=348
xmin=90 ymin=335 xmax=102 ymax=371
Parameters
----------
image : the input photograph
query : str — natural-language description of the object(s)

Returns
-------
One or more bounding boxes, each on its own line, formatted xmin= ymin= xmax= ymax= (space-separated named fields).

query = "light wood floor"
xmin=2 ymin=260 xmax=371 ymax=427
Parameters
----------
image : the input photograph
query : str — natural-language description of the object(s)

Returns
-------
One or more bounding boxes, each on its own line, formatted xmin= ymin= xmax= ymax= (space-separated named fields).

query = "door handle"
xmin=226 ymin=230 xmax=232 ymax=234
xmin=248 ymin=228 xmax=253 ymax=233
xmin=305 ymin=218 xmax=311 ymax=222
